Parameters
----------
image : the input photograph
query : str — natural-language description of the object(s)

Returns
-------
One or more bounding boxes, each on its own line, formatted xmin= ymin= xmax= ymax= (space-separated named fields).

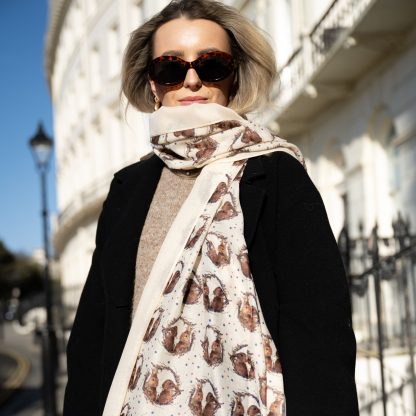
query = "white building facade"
xmin=46 ymin=0 xmax=416 ymax=414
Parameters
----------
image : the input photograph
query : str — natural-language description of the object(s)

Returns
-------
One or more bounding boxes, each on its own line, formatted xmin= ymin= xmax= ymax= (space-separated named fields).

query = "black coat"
xmin=63 ymin=151 xmax=359 ymax=415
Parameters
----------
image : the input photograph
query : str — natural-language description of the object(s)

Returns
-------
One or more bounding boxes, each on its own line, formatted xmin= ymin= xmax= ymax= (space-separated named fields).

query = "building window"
xmin=72 ymin=0 xmax=83 ymax=40
xmin=130 ymin=0 xmax=144 ymax=30
xmin=386 ymin=125 xmax=400 ymax=192
xmin=341 ymin=191 xmax=349 ymax=228
xmin=107 ymin=23 xmax=120 ymax=79
xmin=369 ymin=104 xmax=399 ymax=193
xmin=89 ymin=45 xmax=101 ymax=96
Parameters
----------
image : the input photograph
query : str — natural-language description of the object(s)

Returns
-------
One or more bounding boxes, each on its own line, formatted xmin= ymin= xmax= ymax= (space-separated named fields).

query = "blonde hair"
xmin=121 ymin=0 xmax=278 ymax=115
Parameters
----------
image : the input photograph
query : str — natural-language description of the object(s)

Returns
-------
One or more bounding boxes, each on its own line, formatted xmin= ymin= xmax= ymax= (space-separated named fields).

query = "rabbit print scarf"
xmin=103 ymin=103 xmax=306 ymax=416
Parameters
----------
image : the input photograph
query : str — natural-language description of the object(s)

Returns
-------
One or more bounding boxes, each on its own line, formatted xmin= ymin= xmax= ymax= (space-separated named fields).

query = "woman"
xmin=63 ymin=1 xmax=359 ymax=415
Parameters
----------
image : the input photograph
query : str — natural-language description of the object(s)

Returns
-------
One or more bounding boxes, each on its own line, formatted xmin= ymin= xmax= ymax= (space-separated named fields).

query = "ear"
xmin=149 ymin=79 xmax=158 ymax=99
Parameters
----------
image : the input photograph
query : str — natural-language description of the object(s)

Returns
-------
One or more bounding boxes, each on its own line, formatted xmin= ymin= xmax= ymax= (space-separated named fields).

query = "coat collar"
xmin=240 ymin=155 xmax=266 ymax=184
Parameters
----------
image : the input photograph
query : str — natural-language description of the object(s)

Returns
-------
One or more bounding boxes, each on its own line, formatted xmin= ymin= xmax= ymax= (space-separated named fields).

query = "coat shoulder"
xmin=113 ymin=153 xmax=162 ymax=186
xmin=260 ymin=151 xmax=320 ymax=198
xmin=99 ymin=153 xmax=163 ymax=225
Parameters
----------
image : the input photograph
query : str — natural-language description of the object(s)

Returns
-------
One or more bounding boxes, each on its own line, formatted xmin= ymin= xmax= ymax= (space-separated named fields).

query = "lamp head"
xmin=29 ymin=122 xmax=53 ymax=168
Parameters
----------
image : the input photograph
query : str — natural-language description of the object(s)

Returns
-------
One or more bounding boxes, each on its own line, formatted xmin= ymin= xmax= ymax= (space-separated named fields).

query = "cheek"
xmin=156 ymin=85 xmax=182 ymax=105
xmin=161 ymin=92 xmax=177 ymax=105
xmin=209 ymin=79 xmax=233 ymax=103
xmin=211 ymin=89 xmax=228 ymax=104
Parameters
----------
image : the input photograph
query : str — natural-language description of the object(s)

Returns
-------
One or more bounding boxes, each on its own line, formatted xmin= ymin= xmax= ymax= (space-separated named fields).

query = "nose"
xmin=183 ymin=67 xmax=202 ymax=90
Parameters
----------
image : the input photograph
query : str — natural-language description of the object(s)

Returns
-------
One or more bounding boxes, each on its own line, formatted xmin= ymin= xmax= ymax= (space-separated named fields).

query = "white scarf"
xmin=103 ymin=103 xmax=306 ymax=416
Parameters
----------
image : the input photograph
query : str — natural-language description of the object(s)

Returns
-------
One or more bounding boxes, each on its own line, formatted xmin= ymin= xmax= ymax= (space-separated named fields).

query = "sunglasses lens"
xmin=149 ymin=53 xmax=235 ymax=85
xmin=197 ymin=55 xmax=233 ymax=82
xmin=150 ymin=60 xmax=186 ymax=85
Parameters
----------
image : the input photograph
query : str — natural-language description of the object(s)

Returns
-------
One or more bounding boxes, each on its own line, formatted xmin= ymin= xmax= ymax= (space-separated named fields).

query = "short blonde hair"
xmin=121 ymin=0 xmax=278 ymax=115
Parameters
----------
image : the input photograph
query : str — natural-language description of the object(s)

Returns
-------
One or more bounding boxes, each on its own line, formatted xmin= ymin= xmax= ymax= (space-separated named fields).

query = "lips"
xmin=178 ymin=96 xmax=208 ymax=105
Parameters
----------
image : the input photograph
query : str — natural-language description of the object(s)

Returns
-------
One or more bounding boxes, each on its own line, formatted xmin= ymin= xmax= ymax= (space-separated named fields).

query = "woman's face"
xmin=149 ymin=17 xmax=235 ymax=108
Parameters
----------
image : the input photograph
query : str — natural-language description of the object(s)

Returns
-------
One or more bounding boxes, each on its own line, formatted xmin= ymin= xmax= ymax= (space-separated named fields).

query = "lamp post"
xmin=28 ymin=122 xmax=57 ymax=416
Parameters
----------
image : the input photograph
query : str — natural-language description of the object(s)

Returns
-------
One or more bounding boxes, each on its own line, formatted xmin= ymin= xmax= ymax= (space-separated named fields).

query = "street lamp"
xmin=29 ymin=122 xmax=57 ymax=416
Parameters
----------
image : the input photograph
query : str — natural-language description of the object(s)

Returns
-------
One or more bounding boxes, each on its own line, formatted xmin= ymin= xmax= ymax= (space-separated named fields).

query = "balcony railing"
xmin=275 ymin=0 xmax=375 ymax=115
xmin=57 ymin=175 xmax=111 ymax=227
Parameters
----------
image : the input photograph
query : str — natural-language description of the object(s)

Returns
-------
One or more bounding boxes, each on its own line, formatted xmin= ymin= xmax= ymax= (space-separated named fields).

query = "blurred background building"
xmin=45 ymin=0 xmax=416 ymax=414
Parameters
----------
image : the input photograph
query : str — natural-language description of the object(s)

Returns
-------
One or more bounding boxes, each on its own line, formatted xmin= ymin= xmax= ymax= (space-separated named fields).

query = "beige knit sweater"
xmin=131 ymin=167 xmax=197 ymax=322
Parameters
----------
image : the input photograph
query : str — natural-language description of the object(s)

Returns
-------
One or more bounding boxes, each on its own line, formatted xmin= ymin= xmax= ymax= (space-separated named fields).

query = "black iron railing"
xmin=338 ymin=213 xmax=416 ymax=415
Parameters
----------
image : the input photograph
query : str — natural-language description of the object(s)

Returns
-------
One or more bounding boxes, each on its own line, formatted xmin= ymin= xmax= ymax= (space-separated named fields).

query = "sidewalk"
xmin=0 ymin=322 xmax=67 ymax=416
xmin=0 ymin=347 xmax=30 ymax=407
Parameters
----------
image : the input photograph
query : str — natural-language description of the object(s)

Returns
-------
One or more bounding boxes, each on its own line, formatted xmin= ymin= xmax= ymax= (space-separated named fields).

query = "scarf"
xmin=103 ymin=103 xmax=306 ymax=416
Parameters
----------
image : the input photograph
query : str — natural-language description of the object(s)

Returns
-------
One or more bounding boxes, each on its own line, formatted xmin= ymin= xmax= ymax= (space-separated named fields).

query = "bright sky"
xmin=0 ymin=1 xmax=55 ymax=256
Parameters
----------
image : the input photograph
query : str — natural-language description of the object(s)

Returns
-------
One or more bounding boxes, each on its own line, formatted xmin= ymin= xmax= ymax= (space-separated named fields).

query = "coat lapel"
xmin=240 ymin=156 xmax=267 ymax=249
xmin=101 ymin=155 xmax=164 ymax=307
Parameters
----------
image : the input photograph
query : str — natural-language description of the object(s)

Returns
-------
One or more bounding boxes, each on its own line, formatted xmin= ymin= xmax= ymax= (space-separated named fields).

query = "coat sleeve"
xmin=273 ymin=153 xmax=359 ymax=415
xmin=63 ymin=176 xmax=120 ymax=416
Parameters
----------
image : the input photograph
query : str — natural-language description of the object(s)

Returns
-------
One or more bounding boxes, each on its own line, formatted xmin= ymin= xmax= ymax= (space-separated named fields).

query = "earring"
xmin=154 ymin=95 xmax=161 ymax=111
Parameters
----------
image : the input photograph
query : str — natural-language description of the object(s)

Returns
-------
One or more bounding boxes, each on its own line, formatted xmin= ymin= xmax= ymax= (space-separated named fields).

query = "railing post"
xmin=393 ymin=214 xmax=406 ymax=348
xmin=370 ymin=223 xmax=388 ymax=416
xmin=337 ymin=223 xmax=353 ymax=317
xmin=395 ymin=214 xmax=416 ymax=414
xmin=403 ymin=256 xmax=416 ymax=414
xmin=359 ymin=221 xmax=374 ymax=348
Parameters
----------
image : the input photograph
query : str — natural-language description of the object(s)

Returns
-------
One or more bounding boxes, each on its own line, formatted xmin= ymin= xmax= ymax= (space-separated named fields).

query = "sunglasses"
xmin=148 ymin=51 xmax=236 ymax=86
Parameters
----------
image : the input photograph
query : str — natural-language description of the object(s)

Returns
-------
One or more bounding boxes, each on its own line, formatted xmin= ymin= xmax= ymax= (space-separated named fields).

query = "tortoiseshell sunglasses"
xmin=148 ymin=51 xmax=236 ymax=86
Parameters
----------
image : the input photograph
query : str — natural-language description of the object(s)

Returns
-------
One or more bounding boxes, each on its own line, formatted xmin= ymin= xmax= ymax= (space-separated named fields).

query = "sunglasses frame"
xmin=148 ymin=51 xmax=237 ymax=86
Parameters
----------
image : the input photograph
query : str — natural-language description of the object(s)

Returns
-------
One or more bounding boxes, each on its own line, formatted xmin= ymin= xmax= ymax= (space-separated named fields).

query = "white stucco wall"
xmin=294 ymin=31 xmax=416 ymax=239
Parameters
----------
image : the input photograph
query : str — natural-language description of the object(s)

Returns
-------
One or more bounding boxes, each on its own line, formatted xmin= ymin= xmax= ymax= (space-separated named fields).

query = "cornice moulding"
xmin=45 ymin=0 xmax=72 ymax=90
